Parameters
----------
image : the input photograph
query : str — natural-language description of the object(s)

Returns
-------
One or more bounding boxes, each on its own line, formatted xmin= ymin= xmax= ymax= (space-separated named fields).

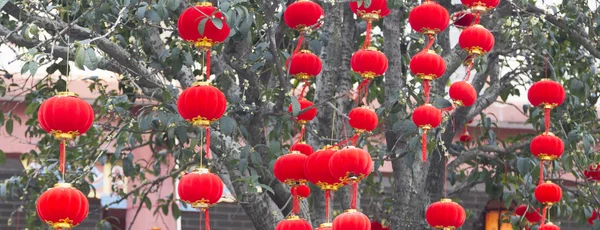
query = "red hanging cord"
xmin=423 ymin=80 xmax=431 ymax=104
xmin=544 ymin=108 xmax=551 ymax=134
xmin=539 ymin=161 xmax=544 ymax=185
xmin=351 ymin=181 xmax=358 ymax=209
xmin=205 ymin=127 xmax=211 ymax=159
xmin=325 ymin=190 xmax=331 ymax=222
xmin=59 ymin=139 xmax=66 ymax=179
xmin=423 ymin=34 xmax=435 ymax=51
xmin=205 ymin=49 xmax=211 ymax=80
xmin=300 ymin=125 xmax=306 ymax=143
xmin=443 ymin=154 xmax=448 ymax=197
xmin=292 ymin=186 xmax=300 ymax=214
xmin=293 ymin=35 xmax=305 ymax=54
xmin=362 ymin=21 xmax=373 ymax=49
xmin=357 ymin=79 xmax=371 ymax=106
xmin=422 ymin=131 xmax=428 ymax=162
xmin=463 ymin=58 xmax=475 ymax=81
xmin=205 ymin=209 xmax=210 ymax=230
xmin=540 ymin=206 xmax=548 ymax=225
xmin=299 ymin=80 xmax=310 ymax=99
xmin=15 ymin=209 xmax=19 ymax=230
xmin=333 ymin=134 xmax=359 ymax=148
xmin=474 ymin=12 xmax=481 ymax=25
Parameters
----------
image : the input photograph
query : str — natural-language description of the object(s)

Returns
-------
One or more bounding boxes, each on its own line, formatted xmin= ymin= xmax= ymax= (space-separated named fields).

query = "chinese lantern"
xmin=284 ymin=0 xmax=324 ymax=31
xmin=38 ymin=92 xmax=95 ymax=176
xmin=584 ymin=163 xmax=600 ymax=182
xmin=178 ymin=2 xmax=230 ymax=50
xmin=588 ymin=210 xmax=598 ymax=225
xmin=425 ymin=199 xmax=467 ymax=229
xmin=349 ymin=107 xmax=379 ymax=134
xmin=351 ymin=47 xmax=389 ymax=80
xmin=409 ymin=51 xmax=446 ymax=81
xmin=288 ymin=98 xmax=318 ymax=125
xmin=412 ymin=104 xmax=442 ymax=162
xmin=452 ymin=11 xmax=476 ymax=29
xmin=530 ymin=133 xmax=564 ymax=161
xmin=295 ymin=184 xmax=311 ymax=199
xmin=459 ymin=133 xmax=472 ymax=143
xmin=37 ymin=183 xmax=89 ymax=229
xmin=408 ymin=1 xmax=450 ymax=35
xmin=332 ymin=209 xmax=371 ymax=230
xmin=461 ymin=0 xmax=500 ymax=12
xmin=316 ymin=223 xmax=333 ymax=230
xmin=290 ymin=142 xmax=314 ymax=156
xmin=349 ymin=0 xmax=390 ymax=21
xmin=534 ymin=181 xmax=562 ymax=205
xmin=449 ymin=81 xmax=477 ymax=107
xmin=274 ymin=151 xmax=308 ymax=185
xmin=528 ymin=79 xmax=566 ymax=109
xmin=276 ymin=215 xmax=313 ymax=230
xmin=329 ymin=146 xmax=373 ymax=183
xmin=514 ymin=204 xmax=527 ymax=216
xmin=525 ymin=208 xmax=542 ymax=223
xmin=305 ymin=146 xmax=344 ymax=190
xmin=178 ymin=168 xmax=224 ymax=208
xmin=287 ymin=50 xmax=323 ymax=80
xmin=538 ymin=223 xmax=560 ymax=230
xmin=458 ymin=25 xmax=495 ymax=55
xmin=177 ymin=82 xmax=227 ymax=127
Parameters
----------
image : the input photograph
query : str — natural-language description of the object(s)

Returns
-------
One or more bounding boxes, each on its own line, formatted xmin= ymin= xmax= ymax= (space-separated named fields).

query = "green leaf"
xmin=166 ymin=0 xmax=180 ymax=11
xmin=211 ymin=17 xmax=223 ymax=30
xmin=516 ymin=157 xmax=530 ymax=176
xmin=0 ymin=111 xmax=4 ymax=126
xmin=250 ymin=150 xmax=262 ymax=164
xmin=433 ymin=98 xmax=452 ymax=109
xmin=5 ymin=119 xmax=13 ymax=135
xmin=24 ymin=101 xmax=40 ymax=116
xmin=75 ymin=46 xmax=86 ymax=70
xmin=175 ymin=126 xmax=188 ymax=143
xmin=146 ymin=9 xmax=161 ymax=23
xmin=85 ymin=48 xmax=99 ymax=70
xmin=290 ymin=96 xmax=300 ymax=117
xmin=219 ymin=116 xmax=237 ymax=136
xmin=171 ymin=202 xmax=181 ymax=219
xmin=198 ymin=18 xmax=210 ymax=36
xmin=0 ymin=150 xmax=5 ymax=164
xmin=143 ymin=197 xmax=152 ymax=210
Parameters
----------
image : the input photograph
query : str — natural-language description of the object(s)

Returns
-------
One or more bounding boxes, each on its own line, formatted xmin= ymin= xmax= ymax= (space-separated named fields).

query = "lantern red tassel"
xmin=412 ymin=104 xmax=442 ymax=162
xmin=59 ymin=140 xmax=66 ymax=176
xmin=425 ymin=198 xmax=466 ymax=229
xmin=530 ymin=133 xmax=564 ymax=161
xmin=284 ymin=0 xmax=324 ymax=32
xmin=332 ymin=209 xmax=371 ymax=230
xmin=534 ymin=181 xmax=562 ymax=206
xmin=527 ymin=79 xmax=566 ymax=110
xmin=291 ymin=142 xmax=314 ymax=156
xmin=274 ymin=151 xmax=308 ymax=185
xmin=178 ymin=168 xmax=223 ymax=209
xmin=348 ymin=107 xmax=379 ymax=134
xmin=177 ymin=2 xmax=230 ymax=50
xmin=37 ymin=183 xmax=89 ymax=229
xmin=458 ymin=25 xmax=495 ymax=55
xmin=452 ymin=11 xmax=476 ymax=29
xmin=351 ymin=47 xmax=389 ymax=80
xmin=276 ymin=215 xmax=312 ymax=230
xmin=287 ymin=50 xmax=323 ymax=80
xmin=350 ymin=0 xmax=390 ymax=21
xmin=408 ymin=1 xmax=450 ymax=35
xmin=329 ymin=146 xmax=373 ymax=183
xmin=177 ymin=82 xmax=227 ymax=128
xmin=305 ymin=146 xmax=344 ymax=190
xmin=449 ymin=81 xmax=477 ymax=107
xmin=459 ymin=133 xmax=472 ymax=143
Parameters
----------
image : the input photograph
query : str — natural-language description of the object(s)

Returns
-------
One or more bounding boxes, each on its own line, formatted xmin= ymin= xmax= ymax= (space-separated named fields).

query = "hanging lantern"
xmin=349 ymin=0 xmax=390 ymax=21
xmin=425 ymin=199 xmax=467 ymax=229
xmin=38 ymin=92 xmax=94 ymax=140
xmin=287 ymin=50 xmax=323 ymax=80
xmin=275 ymin=215 xmax=313 ymax=230
xmin=274 ymin=151 xmax=309 ymax=185
xmin=408 ymin=1 xmax=450 ymax=35
xmin=178 ymin=2 xmax=230 ymax=49
xmin=458 ymin=25 xmax=495 ymax=55
xmin=530 ymin=133 xmax=564 ymax=161
xmin=461 ymin=0 xmax=500 ymax=12
xmin=459 ymin=133 xmax=472 ymax=143
xmin=538 ymin=223 xmax=561 ymax=230
xmin=177 ymin=82 xmax=227 ymax=127
xmin=452 ymin=11 xmax=476 ymax=29
xmin=316 ymin=223 xmax=333 ymax=230
xmin=412 ymin=104 xmax=442 ymax=162
xmin=37 ymin=183 xmax=89 ymax=229
xmin=290 ymin=142 xmax=315 ymax=156
xmin=305 ymin=146 xmax=344 ymax=190
xmin=514 ymin=204 xmax=527 ymax=216
xmin=534 ymin=181 xmax=562 ymax=206
xmin=288 ymin=98 xmax=318 ymax=125
xmin=351 ymin=47 xmax=389 ymax=80
xmin=295 ymin=184 xmax=311 ymax=199
xmin=584 ymin=163 xmax=600 ymax=182
xmin=178 ymin=168 xmax=223 ymax=208
xmin=449 ymin=81 xmax=477 ymax=107
xmin=349 ymin=107 xmax=379 ymax=134
xmin=588 ymin=210 xmax=598 ymax=225
xmin=284 ymin=0 xmax=324 ymax=32
xmin=409 ymin=51 xmax=446 ymax=81
xmin=332 ymin=209 xmax=371 ymax=230
xmin=329 ymin=146 xmax=373 ymax=183
xmin=524 ymin=208 xmax=542 ymax=223
xmin=527 ymin=79 xmax=566 ymax=110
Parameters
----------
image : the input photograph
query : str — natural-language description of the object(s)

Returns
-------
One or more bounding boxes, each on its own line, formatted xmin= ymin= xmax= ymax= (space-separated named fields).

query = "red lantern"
xmin=527 ymin=79 xmax=565 ymax=110
xmin=305 ymin=146 xmax=344 ymax=190
xmin=178 ymin=2 xmax=230 ymax=49
xmin=178 ymin=168 xmax=224 ymax=208
xmin=514 ymin=205 xmax=527 ymax=216
xmin=584 ymin=163 xmax=600 ymax=181
xmin=452 ymin=12 xmax=476 ymax=29
xmin=37 ymin=183 xmax=89 ymax=229
xmin=291 ymin=142 xmax=314 ymax=156
xmin=588 ymin=210 xmax=598 ymax=225
xmin=371 ymin=221 xmax=390 ymax=230
xmin=288 ymin=98 xmax=318 ymax=124
xmin=412 ymin=104 xmax=442 ymax=162
xmin=38 ymin=92 xmax=94 ymax=140
xmin=276 ymin=215 xmax=313 ymax=230
xmin=408 ymin=1 xmax=450 ymax=35
xmin=329 ymin=146 xmax=373 ymax=183
xmin=458 ymin=25 xmax=495 ymax=55
xmin=316 ymin=223 xmax=333 ymax=230
xmin=295 ymin=184 xmax=311 ymax=199
xmin=530 ymin=133 xmax=564 ymax=161
xmin=461 ymin=0 xmax=500 ymax=12
xmin=525 ymin=208 xmax=542 ymax=223
xmin=284 ymin=0 xmax=324 ymax=31
xmin=425 ymin=199 xmax=466 ymax=229
xmin=287 ymin=50 xmax=323 ymax=80
xmin=534 ymin=181 xmax=562 ymax=205
xmin=538 ymin=223 xmax=561 ymax=230
xmin=274 ymin=152 xmax=308 ymax=185
xmin=449 ymin=81 xmax=477 ymax=107
xmin=409 ymin=50 xmax=446 ymax=81
xmin=351 ymin=47 xmax=389 ymax=79
xmin=177 ymin=82 xmax=227 ymax=127
xmin=349 ymin=0 xmax=390 ymax=21
xmin=459 ymin=133 xmax=472 ymax=143
xmin=332 ymin=209 xmax=371 ymax=230
xmin=349 ymin=107 xmax=378 ymax=134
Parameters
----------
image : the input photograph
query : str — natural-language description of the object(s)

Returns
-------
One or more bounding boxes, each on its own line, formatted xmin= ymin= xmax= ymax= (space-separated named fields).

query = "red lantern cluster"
xmin=329 ymin=146 xmax=373 ymax=183
xmin=178 ymin=2 xmax=230 ymax=50
xmin=350 ymin=0 xmax=390 ymax=22
xmin=449 ymin=81 xmax=477 ymax=107
xmin=451 ymin=12 xmax=476 ymax=29
xmin=461 ymin=0 xmax=500 ymax=12
xmin=288 ymin=98 xmax=318 ymax=125
xmin=177 ymin=83 xmax=227 ymax=128
xmin=425 ymin=199 xmax=467 ymax=229
xmin=459 ymin=25 xmax=495 ymax=55
xmin=305 ymin=146 xmax=344 ymax=191
xmin=274 ymin=151 xmax=308 ymax=186
xmin=37 ymin=183 xmax=89 ymax=229
xmin=284 ymin=0 xmax=324 ymax=32
xmin=530 ymin=133 xmax=564 ymax=161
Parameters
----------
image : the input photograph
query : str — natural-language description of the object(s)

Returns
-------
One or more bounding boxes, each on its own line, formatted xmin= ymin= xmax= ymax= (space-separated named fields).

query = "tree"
xmin=1 ymin=0 xmax=599 ymax=229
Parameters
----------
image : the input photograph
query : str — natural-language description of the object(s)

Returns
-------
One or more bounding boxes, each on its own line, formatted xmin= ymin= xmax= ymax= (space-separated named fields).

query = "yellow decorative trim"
xmin=316 ymin=182 xmax=343 ymax=191
xmin=193 ymin=37 xmax=215 ymax=50
xmin=339 ymin=172 xmax=366 ymax=184
xmin=360 ymin=12 xmax=381 ymax=22
xmin=297 ymin=120 xmax=309 ymax=125
xmin=192 ymin=167 xmax=210 ymax=174
xmin=189 ymin=116 xmax=218 ymax=128
xmin=192 ymin=81 xmax=211 ymax=86
xmin=426 ymin=49 xmax=437 ymax=54
xmin=321 ymin=145 xmax=339 ymax=150
xmin=470 ymin=2 xmax=493 ymax=12
xmin=54 ymin=183 xmax=73 ymax=188
xmin=293 ymin=73 xmax=314 ymax=80
xmin=440 ymin=198 xmax=453 ymax=202
xmin=319 ymin=223 xmax=333 ymax=228
xmin=344 ymin=209 xmax=358 ymax=213
xmin=542 ymin=103 xmax=559 ymax=109
xmin=421 ymin=124 xmax=433 ymax=131
xmin=356 ymin=71 xmax=377 ymax=80
xmin=417 ymin=73 xmax=437 ymax=81
xmin=467 ymin=46 xmax=486 ymax=55
xmin=299 ymin=50 xmax=313 ymax=54
xmin=365 ymin=46 xmax=379 ymax=51
xmin=453 ymin=100 xmax=464 ymax=107
xmin=196 ymin=2 xmax=213 ymax=7
xmin=537 ymin=154 xmax=557 ymax=161
xmin=284 ymin=179 xmax=307 ymax=186
xmin=51 ymin=131 xmax=79 ymax=141
xmin=420 ymin=27 xmax=441 ymax=35
xmin=57 ymin=91 xmax=78 ymax=97
xmin=286 ymin=215 xmax=300 ymax=220
xmin=46 ymin=218 xmax=75 ymax=229
xmin=182 ymin=198 xmax=211 ymax=208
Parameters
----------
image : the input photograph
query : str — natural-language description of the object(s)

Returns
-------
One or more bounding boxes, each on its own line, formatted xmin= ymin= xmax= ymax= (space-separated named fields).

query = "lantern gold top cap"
xmin=196 ymin=1 xmax=213 ymax=7
xmin=193 ymin=167 xmax=210 ymax=174
xmin=54 ymin=183 xmax=73 ymax=188
xmin=543 ymin=132 xmax=555 ymax=136
xmin=193 ymin=81 xmax=211 ymax=86
xmin=440 ymin=198 xmax=453 ymax=202
xmin=344 ymin=209 xmax=358 ymax=213
xmin=365 ymin=47 xmax=379 ymax=51
xmin=319 ymin=223 xmax=333 ymax=227
xmin=321 ymin=145 xmax=339 ymax=150
xmin=286 ymin=215 xmax=300 ymax=220
xmin=299 ymin=49 xmax=313 ymax=54
xmin=57 ymin=91 xmax=78 ymax=97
